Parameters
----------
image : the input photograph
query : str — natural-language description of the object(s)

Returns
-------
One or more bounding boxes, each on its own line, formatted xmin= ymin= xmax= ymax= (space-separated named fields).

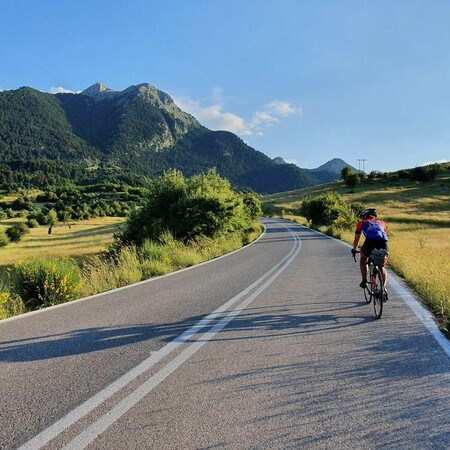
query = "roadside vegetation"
xmin=263 ymin=162 xmax=450 ymax=334
xmin=0 ymin=169 xmax=262 ymax=319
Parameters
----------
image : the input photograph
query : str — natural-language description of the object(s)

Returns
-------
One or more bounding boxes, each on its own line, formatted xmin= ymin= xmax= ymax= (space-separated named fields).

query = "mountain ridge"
xmin=0 ymin=83 xmax=347 ymax=193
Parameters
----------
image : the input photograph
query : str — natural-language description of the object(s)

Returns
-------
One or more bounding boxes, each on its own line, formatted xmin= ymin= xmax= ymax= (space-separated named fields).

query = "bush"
xmin=120 ymin=169 xmax=256 ymax=245
xmin=6 ymin=223 xmax=30 ymax=242
xmin=410 ymin=165 xmax=440 ymax=182
xmin=26 ymin=218 xmax=40 ymax=228
xmin=341 ymin=166 xmax=353 ymax=181
xmin=240 ymin=190 xmax=263 ymax=220
xmin=345 ymin=173 xmax=361 ymax=188
xmin=300 ymin=191 xmax=356 ymax=231
xmin=0 ymin=290 xmax=25 ymax=318
xmin=13 ymin=258 xmax=82 ymax=310
xmin=0 ymin=230 xmax=8 ymax=247
xmin=350 ymin=202 xmax=365 ymax=216
xmin=261 ymin=201 xmax=277 ymax=217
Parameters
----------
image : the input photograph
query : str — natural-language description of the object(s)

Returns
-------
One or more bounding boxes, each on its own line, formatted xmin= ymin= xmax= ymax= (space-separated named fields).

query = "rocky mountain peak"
xmin=81 ymin=82 xmax=115 ymax=98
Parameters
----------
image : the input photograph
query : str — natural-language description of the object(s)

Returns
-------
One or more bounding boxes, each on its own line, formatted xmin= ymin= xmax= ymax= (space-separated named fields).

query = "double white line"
xmin=20 ymin=222 xmax=301 ymax=450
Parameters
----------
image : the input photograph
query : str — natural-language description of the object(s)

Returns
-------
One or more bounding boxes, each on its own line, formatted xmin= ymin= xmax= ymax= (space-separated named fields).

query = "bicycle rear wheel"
xmin=373 ymin=270 xmax=384 ymax=319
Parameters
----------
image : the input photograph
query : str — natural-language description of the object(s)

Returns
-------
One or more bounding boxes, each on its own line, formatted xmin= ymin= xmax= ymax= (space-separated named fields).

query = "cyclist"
xmin=351 ymin=208 xmax=389 ymax=296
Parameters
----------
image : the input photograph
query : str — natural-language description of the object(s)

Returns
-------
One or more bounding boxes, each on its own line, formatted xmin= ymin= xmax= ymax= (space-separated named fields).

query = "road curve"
xmin=1 ymin=219 xmax=449 ymax=449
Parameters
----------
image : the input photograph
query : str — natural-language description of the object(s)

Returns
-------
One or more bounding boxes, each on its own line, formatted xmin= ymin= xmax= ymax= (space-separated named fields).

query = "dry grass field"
xmin=0 ymin=217 xmax=125 ymax=267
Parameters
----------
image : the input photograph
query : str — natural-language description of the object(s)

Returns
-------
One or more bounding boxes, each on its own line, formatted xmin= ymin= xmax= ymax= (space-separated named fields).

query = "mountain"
xmin=299 ymin=158 xmax=359 ymax=185
xmin=309 ymin=158 xmax=357 ymax=174
xmin=0 ymin=83 xmax=344 ymax=193
xmin=273 ymin=157 xmax=287 ymax=165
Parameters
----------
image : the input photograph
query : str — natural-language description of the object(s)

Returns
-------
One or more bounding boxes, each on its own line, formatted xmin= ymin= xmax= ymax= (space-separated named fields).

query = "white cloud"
xmin=176 ymin=96 xmax=253 ymax=135
xmin=48 ymin=86 xmax=75 ymax=94
xmin=264 ymin=101 xmax=303 ymax=117
xmin=285 ymin=159 xmax=300 ymax=166
xmin=175 ymin=91 xmax=302 ymax=137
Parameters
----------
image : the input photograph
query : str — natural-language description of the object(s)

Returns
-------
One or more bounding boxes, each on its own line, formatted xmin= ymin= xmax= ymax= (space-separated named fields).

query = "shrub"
xmin=261 ymin=201 xmax=277 ymax=217
xmin=410 ymin=165 xmax=440 ymax=182
xmin=350 ymin=202 xmax=365 ymax=216
xmin=13 ymin=258 xmax=82 ymax=310
xmin=6 ymin=223 xmax=30 ymax=242
xmin=341 ymin=166 xmax=353 ymax=181
xmin=0 ymin=230 xmax=8 ymax=247
xmin=240 ymin=190 xmax=263 ymax=220
xmin=119 ymin=169 xmax=256 ymax=245
xmin=5 ymin=208 xmax=15 ymax=218
xmin=26 ymin=218 xmax=40 ymax=228
xmin=0 ymin=272 xmax=14 ymax=317
xmin=300 ymin=191 xmax=356 ymax=231
xmin=345 ymin=173 xmax=361 ymax=188
xmin=0 ymin=290 xmax=25 ymax=319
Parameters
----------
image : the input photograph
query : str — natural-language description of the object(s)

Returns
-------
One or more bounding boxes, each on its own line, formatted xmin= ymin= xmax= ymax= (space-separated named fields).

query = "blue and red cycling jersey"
xmin=355 ymin=218 xmax=388 ymax=241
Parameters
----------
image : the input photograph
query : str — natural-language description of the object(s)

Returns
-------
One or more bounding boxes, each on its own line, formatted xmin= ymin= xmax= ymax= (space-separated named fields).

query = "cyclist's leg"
xmin=359 ymin=240 xmax=372 ymax=287
xmin=360 ymin=254 xmax=368 ymax=282
xmin=379 ymin=241 xmax=389 ymax=300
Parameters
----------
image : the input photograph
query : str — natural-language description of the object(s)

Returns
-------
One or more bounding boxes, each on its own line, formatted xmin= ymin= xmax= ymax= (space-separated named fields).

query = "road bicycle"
xmin=353 ymin=248 xmax=389 ymax=319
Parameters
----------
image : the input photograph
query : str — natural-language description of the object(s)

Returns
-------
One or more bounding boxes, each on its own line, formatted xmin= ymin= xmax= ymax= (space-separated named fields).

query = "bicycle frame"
xmin=353 ymin=250 xmax=384 ymax=319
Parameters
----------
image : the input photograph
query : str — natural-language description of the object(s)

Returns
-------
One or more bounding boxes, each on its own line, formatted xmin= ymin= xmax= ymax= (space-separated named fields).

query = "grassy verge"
xmin=0 ymin=222 xmax=262 ymax=319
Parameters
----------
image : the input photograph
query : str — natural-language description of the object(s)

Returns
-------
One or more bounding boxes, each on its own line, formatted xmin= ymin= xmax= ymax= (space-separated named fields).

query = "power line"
xmin=357 ymin=159 xmax=366 ymax=173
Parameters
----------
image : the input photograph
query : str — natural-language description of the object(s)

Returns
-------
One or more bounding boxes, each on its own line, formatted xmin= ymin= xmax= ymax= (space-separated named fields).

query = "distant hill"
xmin=309 ymin=158 xmax=358 ymax=174
xmin=0 ymin=83 xmax=347 ymax=193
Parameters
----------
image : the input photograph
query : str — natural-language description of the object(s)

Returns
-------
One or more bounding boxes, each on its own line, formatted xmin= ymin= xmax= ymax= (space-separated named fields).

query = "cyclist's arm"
xmin=352 ymin=220 xmax=363 ymax=251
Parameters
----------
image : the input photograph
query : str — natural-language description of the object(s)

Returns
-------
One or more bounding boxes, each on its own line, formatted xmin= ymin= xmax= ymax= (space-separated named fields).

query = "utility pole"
xmin=357 ymin=159 xmax=366 ymax=173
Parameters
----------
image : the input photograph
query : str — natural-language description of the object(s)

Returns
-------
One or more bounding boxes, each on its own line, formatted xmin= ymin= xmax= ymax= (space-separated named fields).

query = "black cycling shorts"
xmin=361 ymin=238 xmax=389 ymax=258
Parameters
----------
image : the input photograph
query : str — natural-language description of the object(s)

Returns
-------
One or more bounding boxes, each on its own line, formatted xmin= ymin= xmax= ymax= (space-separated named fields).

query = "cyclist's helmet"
xmin=360 ymin=208 xmax=377 ymax=219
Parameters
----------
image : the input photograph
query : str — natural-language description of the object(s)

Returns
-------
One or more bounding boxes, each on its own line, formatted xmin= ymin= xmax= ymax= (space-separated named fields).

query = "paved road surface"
xmin=1 ymin=219 xmax=449 ymax=449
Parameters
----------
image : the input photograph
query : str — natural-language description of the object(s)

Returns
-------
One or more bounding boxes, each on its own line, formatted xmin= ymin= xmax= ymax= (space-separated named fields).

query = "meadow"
xmin=0 ymin=216 xmax=125 ymax=266
xmin=264 ymin=167 xmax=450 ymax=333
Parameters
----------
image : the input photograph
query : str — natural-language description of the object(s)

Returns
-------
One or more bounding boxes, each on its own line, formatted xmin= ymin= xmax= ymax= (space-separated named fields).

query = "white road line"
xmin=19 ymin=221 xmax=300 ymax=450
xmin=63 ymin=228 xmax=301 ymax=450
xmin=388 ymin=276 xmax=450 ymax=358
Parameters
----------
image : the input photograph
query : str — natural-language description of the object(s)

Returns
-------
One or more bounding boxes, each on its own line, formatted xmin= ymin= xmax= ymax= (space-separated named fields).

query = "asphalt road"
xmin=1 ymin=219 xmax=449 ymax=449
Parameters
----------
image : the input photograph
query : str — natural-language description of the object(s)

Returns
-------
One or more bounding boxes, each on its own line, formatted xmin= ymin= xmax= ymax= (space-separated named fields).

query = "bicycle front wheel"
xmin=373 ymin=270 xmax=384 ymax=319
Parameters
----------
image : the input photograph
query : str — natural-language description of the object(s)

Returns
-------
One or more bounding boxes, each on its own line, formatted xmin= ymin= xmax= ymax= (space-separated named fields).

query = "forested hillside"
xmin=0 ymin=83 xmax=339 ymax=193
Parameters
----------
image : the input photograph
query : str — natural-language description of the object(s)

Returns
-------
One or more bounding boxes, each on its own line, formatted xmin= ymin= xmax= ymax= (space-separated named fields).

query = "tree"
xmin=345 ymin=173 xmax=361 ymax=188
xmin=119 ymin=169 xmax=258 ymax=245
xmin=47 ymin=209 xmax=58 ymax=234
xmin=341 ymin=166 xmax=353 ymax=181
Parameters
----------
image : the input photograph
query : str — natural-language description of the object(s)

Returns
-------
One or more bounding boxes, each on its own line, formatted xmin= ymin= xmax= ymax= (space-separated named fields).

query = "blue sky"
xmin=1 ymin=0 xmax=449 ymax=172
